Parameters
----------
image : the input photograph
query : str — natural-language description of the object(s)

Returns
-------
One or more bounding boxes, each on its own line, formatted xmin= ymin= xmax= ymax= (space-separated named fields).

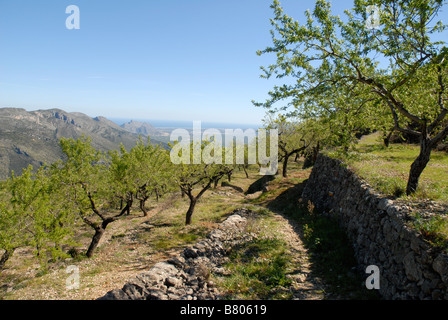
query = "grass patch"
xmin=213 ymin=207 xmax=298 ymax=300
xmin=411 ymin=213 xmax=448 ymax=249
xmin=328 ymin=133 xmax=448 ymax=249
xmin=216 ymin=237 xmax=294 ymax=300
xmin=330 ymin=132 xmax=448 ymax=202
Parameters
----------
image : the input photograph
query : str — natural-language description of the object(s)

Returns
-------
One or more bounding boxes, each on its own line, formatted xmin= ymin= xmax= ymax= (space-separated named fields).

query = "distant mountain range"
xmin=120 ymin=120 xmax=167 ymax=137
xmin=0 ymin=108 xmax=166 ymax=180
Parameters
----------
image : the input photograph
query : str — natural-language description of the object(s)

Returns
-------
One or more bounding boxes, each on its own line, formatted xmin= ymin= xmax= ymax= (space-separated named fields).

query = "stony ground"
xmin=268 ymin=213 xmax=327 ymax=300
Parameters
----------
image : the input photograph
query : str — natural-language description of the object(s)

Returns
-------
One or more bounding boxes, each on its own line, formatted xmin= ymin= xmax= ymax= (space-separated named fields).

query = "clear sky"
xmin=1 ymin=0 xmax=447 ymax=125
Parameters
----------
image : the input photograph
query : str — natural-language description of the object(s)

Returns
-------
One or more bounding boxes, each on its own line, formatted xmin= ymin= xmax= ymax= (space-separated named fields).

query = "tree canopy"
xmin=254 ymin=0 xmax=448 ymax=194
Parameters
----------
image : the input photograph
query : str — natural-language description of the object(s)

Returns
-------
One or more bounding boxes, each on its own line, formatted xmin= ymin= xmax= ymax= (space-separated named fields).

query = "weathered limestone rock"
xmin=433 ymin=254 xmax=448 ymax=284
xmin=403 ymin=252 xmax=422 ymax=282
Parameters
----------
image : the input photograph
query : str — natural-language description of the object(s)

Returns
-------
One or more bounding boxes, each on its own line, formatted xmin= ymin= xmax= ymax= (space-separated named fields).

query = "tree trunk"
xmin=383 ymin=129 xmax=394 ymax=148
xmin=84 ymin=199 xmax=132 ymax=258
xmin=185 ymin=198 xmax=197 ymax=225
xmin=0 ymin=249 xmax=14 ymax=270
xmin=294 ymin=153 xmax=300 ymax=162
xmin=126 ymin=194 xmax=133 ymax=215
xmin=86 ymin=227 xmax=105 ymax=258
xmin=282 ymin=153 xmax=290 ymax=178
xmin=140 ymin=198 xmax=149 ymax=217
xmin=302 ymin=142 xmax=320 ymax=169
xmin=406 ymin=138 xmax=432 ymax=195
xmin=242 ymin=165 xmax=249 ymax=178
xmin=184 ymin=180 xmax=212 ymax=226
xmin=213 ymin=177 xmax=220 ymax=189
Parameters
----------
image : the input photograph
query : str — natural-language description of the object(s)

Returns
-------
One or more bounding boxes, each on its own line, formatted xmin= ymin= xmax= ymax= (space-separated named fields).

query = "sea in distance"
xmin=110 ymin=118 xmax=263 ymax=146
xmin=110 ymin=118 xmax=262 ymax=130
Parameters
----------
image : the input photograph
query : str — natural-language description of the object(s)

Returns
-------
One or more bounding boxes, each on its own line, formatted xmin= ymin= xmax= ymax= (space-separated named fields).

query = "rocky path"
xmin=271 ymin=214 xmax=327 ymax=300
xmin=98 ymin=206 xmax=330 ymax=300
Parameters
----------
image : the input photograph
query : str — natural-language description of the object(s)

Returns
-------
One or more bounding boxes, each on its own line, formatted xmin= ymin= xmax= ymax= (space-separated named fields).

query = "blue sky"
xmin=0 ymin=0 xmax=447 ymax=125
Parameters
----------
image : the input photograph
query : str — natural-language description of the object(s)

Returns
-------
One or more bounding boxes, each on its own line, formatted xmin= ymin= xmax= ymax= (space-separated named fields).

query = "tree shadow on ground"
xmin=265 ymin=180 xmax=308 ymax=213
xmin=245 ymin=175 xmax=276 ymax=195
xmin=221 ymin=181 xmax=245 ymax=193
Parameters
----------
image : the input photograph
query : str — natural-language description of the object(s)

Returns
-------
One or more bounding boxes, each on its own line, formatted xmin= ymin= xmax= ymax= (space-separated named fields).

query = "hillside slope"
xmin=0 ymin=163 xmax=375 ymax=300
xmin=0 ymin=108 xmax=164 ymax=179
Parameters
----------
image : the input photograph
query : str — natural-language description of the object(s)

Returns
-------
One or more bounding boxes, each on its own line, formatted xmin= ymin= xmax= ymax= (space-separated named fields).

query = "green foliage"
xmin=54 ymin=135 xmax=110 ymax=218
xmin=175 ymin=160 xmax=232 ymax=198
xmin=347 ymin=133 xmax=448 ymax=201
xmin=0 ymin=132 xmax=250 ymax=265
xmin=265 ymin=115 xmax=306 ymax=157
xmin=0 ymin=165 xmax=75 ymax=268
xmin=109 ymin=137 xmax=175 ymax=215
xmin=267 ymin=114 xmax=331 ymax=162
xmin=51 ymin=135 xmax=177 ymax=256
xmin=255 ymin=0 xmax=448 ymax=193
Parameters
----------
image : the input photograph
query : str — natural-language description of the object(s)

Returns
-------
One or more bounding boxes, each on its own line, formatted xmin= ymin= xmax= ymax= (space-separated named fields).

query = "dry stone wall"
xmin=98 ymin=209 xmax=253 ymax=300
xmin=302 ymin=154 xmax=448 ymax=300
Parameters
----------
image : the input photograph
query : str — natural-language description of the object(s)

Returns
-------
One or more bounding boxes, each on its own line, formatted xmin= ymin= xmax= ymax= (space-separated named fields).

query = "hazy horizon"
xmin=110 ymin=117 xmax=262 ymax=129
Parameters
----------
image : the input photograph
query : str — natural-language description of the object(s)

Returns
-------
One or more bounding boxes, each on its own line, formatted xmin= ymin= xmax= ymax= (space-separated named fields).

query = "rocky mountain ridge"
xmin=0 ymin=107 xmax=165 ymax=180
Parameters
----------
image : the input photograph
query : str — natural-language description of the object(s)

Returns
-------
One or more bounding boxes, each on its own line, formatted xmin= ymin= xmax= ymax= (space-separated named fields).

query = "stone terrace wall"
xmin=302 ymin=154 xmax=448 ymax=300
xmin=98 ymin=209 xmax=254 ymax=300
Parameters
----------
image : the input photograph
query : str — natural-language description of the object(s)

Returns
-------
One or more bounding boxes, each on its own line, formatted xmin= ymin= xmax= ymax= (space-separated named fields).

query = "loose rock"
xmin=98 ymin=209 xmax=253 ymax=300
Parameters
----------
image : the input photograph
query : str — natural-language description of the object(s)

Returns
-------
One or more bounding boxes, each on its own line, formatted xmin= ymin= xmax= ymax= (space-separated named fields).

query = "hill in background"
xmin=0 ymin=108 xmax=166 ymax=180
xmin=120 ymin=120 xmax=168 ymax=137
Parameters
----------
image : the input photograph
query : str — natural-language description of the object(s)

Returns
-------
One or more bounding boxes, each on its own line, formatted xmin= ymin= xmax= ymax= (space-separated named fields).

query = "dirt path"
xmin=213 ymin=182 xmax=330 ymax=300
xmin=271 ymin=214 xmax=327 ymax=300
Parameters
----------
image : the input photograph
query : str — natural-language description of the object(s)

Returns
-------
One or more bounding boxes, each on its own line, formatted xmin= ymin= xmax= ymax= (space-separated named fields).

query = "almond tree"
xmin=177 ymin=163 xmax=231 ymax=225
xmin=109 ymin=137 xmax=174 ymax=217
xmin=0 ymin=167 xmax=37 ymax=269
xmin=264 ymin=115 xmax=308 ymax=177
xmin=0 ymin=166 xmax=74 ymax=269
xmin=130 ymin=139 xmax=174 ymax=216
xmin=172 ymin=141 xmax=233 ymax=225
xmin=54 ymin=136 xmax=132 ymax=258
xmin=254 ymin=0 xmax=448 ymax=195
